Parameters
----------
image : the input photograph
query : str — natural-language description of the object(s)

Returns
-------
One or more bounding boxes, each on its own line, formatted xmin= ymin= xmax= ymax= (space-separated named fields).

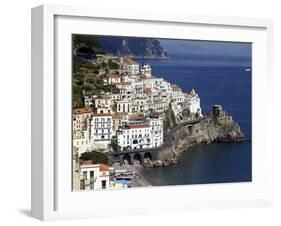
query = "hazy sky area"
xmin=158 ymin=39 xmax=252 ymax=67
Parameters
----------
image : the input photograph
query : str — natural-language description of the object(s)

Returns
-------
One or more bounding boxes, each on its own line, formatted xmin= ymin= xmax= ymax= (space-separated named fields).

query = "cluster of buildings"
xmin=73 ymin=54 xmax=202 ymax=190
xmin=73 ymin=156 xmax=135 ymax=190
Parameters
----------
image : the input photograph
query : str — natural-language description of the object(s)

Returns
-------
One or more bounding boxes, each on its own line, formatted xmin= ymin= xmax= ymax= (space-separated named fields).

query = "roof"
xmin=112 ymin=114 xmax=123 ymax=120
xmin=112 ymin=82 xmax=131 ymax=86
xmin=96 ymin=95 xmax=111 ymax=99
xmin=92 ymin=113 xmax=112 ymax=117
xmin=106 ymin=74 xmax=126 ymax=79
xmin=171 ymin=84 xmax=181 ymax=91
xmin=124 ymin=57 xmax=138 ymax=65
xmin=80 ymin=161 xmax=109 ymax=172
xmin=129 ymin=114 xmax=144 ymax=120
xmin=80 ymin=160 xmax=96 ymax=166
xmin=128 ymin=124 xmax=150 ymax=129
xmin=99 ymin=164 xmax=109 ymax=172
xmin=73 ymin=108 xmax=93 ymax=115
xmin=143 ymin=88 xmax=152 ymax=94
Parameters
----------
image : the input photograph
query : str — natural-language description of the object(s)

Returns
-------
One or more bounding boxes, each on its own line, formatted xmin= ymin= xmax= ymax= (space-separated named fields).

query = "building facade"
xmin=117 ymin=124 xmax=152 ymax=151
xmin=80 ymin=161 xmax=110 ymax=190
xmin=91 ymin=113 xmax=113 ymax=151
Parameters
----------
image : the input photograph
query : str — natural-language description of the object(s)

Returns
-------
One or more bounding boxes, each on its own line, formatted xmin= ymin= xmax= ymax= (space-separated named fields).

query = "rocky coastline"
xmin=142 ymin=106 xmax=248 ymax=168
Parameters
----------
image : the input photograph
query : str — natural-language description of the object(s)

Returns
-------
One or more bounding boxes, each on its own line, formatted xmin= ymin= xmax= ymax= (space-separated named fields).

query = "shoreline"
xmin=113 ymin=164 xmax=152 ymax=187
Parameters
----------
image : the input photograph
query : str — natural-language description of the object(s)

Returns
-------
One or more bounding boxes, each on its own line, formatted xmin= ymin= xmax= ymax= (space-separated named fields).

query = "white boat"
xmin=245 ymin=68 xmax=251 ymax=72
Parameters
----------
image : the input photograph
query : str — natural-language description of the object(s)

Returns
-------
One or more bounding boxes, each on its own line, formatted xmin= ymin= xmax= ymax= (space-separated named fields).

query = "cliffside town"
xmin=73 ymin=54 xmax=202 ymax=156
xmin=72 ymin=53 xmax=245 ymax=191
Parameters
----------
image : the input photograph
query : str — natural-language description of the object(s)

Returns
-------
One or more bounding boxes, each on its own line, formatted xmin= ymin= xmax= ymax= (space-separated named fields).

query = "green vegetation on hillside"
xmin=163 ymin=104 xmax=176 ymax=133
xmin=72 ymin=35 xmax=121 ymax=107
xmin=73 ymin=34 xmax=101 ymax=54
xmin=79 ymin=151 xmax=108 ymax=164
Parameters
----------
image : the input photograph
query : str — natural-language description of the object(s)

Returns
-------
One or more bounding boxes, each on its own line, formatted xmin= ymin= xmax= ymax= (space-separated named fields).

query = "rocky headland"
xmin=143 ymin=105 xmax=248 ymax=168
xmin=97 ymin=36 xmax=169 ymax=59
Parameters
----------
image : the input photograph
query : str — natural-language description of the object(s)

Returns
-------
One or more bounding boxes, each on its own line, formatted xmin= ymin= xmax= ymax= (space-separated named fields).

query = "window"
xmin=102 ymin=180 xmax=106 ymax=189
xmin=83 ymin=171 xmax=87 ymax=180
xmin=90 ymin=171 xmax=94 ymax=179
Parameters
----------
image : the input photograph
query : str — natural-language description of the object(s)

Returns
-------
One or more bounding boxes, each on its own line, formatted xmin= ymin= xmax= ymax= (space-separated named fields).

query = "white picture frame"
xmin=31 ymin=4 xmax=274 ymax=221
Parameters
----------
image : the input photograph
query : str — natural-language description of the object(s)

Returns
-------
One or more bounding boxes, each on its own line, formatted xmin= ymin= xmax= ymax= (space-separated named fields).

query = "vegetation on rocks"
xmin=163 ymin=104 xmax=176 ymax=133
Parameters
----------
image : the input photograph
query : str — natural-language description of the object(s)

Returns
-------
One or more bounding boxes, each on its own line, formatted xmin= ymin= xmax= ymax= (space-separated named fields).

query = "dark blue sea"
xmin=139 ymin=45 xmax=252 ymax=185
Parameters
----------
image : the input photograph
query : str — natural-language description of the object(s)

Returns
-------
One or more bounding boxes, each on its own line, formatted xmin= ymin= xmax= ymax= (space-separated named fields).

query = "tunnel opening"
xmin=122 ymin=154 xmax=132 ymax=165
xmin=133 ymin=153 xmax=142 ymax=165
xmin=143 ymin=152 xmax=153 ymax=165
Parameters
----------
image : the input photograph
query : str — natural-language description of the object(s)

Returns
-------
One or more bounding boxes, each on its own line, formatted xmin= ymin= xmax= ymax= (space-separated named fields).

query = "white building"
xmin=149 ymin=116 xmax=164 ymax=148
xmin=112 ymin=113 xmax=129 ymax=136
xmin=117 ymin=124 xmax=152 ymax=151
xmin=116 ymin=99 xmax=132 ymax=113
xmin=170 ymin=84 xmax=185 ymax=103
xmin=103 ymin=74 xmax=128 ymax=85
xmin=91 ymin=113 xmax=112 ymax=151
xmin=132 ymin=97 xmax=149 ymax=114
xmin=182 ymin=89 xmax=202 ymax=117
xmin=123 ymin=57 xmax=139 ymax=75
xmin=83 ymin=95 xmax=96 ymax=108
xmin=140 ymin=64 xmax=152 ymax=77
xmin=132 ymin=80 xmax=144 ymax=94
xmin=73 ymin=108 xmax=92 ymax=154
xmin=143 ymin=77 xmax=164 ymax=89
xmin=80 ymin=161 xmax=110 ymax=190
xmin=94 ymin=95 xmax=112 ymax=114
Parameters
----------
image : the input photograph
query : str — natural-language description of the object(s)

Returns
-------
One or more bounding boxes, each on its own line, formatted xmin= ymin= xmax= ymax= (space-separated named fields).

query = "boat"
xmin=245 ymin=68 xmax=251 ymax=72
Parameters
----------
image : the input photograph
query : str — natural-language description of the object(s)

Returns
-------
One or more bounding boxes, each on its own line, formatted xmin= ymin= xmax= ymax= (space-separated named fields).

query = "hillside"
xmin=97 ymin=36 xmax=169 ymax=59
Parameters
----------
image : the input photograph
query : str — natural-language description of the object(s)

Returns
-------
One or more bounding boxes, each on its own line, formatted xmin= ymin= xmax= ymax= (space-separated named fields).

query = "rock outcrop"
xmin=145 ymin=107 xmax=246 ymax=167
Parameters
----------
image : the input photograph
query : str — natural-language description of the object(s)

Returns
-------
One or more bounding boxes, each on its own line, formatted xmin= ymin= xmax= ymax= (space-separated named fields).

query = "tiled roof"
xmin=99 ymin=164 xmax=109 ymax=172
xmin=92 ymin=113 xmax=112 ymax=117
xmin=128 ymin=124 xmax=150 ymax=129
xmin=73 ymin=108 xmax=93 ymax=115
xmin=129 ymin=114 xmax=144 ymax=120
xmin=112 ymin=114 xmax=122 ymax=120
xmin=124 ymin=57 xmax=138 ymax=65
xmin=106 ymin=74 xmax=125 ymax=79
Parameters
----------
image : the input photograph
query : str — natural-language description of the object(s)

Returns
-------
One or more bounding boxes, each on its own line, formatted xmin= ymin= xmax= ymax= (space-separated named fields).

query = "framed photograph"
xmin=31 ymin=4 xmax=274 ymax=221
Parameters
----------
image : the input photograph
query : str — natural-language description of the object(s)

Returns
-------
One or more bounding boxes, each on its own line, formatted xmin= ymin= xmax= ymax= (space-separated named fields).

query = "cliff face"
xmin=97 ymin=36 xmax=168 ymax=59
xmin=149 ymin=114 xmax=245 ymax=167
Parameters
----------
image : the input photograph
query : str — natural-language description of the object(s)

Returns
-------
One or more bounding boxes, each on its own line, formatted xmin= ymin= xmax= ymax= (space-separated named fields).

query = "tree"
xmin=109 ymin=139 xmax=120 ymax=152
xmin=73 ymin=35 xmax=101 ymax=50
xmin=79 ymin=151 xmax=108 ymax=164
